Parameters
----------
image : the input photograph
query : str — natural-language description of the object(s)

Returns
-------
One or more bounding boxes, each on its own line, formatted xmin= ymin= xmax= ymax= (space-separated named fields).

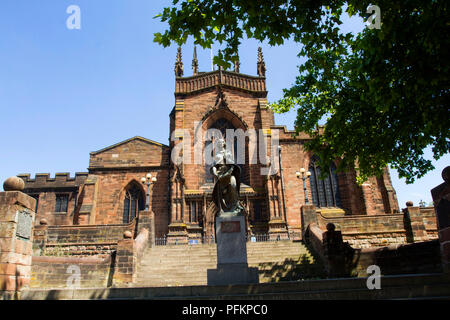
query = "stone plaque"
xmin=221 ymin=221 xmax=240 ymax=233
xmin=16 ymin=210 xmax=33 ymax=240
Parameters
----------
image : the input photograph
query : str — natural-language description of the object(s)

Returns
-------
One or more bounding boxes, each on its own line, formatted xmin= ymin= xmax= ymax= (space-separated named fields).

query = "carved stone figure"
xmin=210 ymin=139 xmax=244 ymax=217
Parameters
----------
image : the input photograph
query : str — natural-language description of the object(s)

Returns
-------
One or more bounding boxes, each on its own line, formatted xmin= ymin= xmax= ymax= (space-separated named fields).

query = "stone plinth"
xmin=136 ymin=210 xmax=155 ymax=246
xmin=268 ymin=218 xmax=289 ymax=241
xmin=166 ymin=222 xmax=188 ymax=245
xmin=216 ymin=215 xmax=247 ymax=264
xmin=113 ymin=237 xmax=137 ymax=285
xmin=404 ymin=204 xmax=429 ymax=242
xmin=207 ymin=215 xmax=258 ymax=285
xmin=0 ymin=191 xmax=36 ymax=300
xmin=431 ymin=166 xmax=450 ymax=273
xmin=301 ymin=204 xmax=318 ymax=241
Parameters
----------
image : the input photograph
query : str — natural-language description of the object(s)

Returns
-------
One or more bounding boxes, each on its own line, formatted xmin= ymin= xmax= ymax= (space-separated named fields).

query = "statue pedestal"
xmin=207 ymin=215 xmax=259 ymax=285
xmin=268 ymin=218 xmax=289 ymax=240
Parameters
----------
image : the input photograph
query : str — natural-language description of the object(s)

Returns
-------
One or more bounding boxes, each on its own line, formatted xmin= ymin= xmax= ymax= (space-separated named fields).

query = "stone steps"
xmin=22 ymin=273 xmax=450 ymax=300
xmin=135 ymin=241 xmax=325 ymax=286
xmin=140 ymin=253 xmax=312 ymax=264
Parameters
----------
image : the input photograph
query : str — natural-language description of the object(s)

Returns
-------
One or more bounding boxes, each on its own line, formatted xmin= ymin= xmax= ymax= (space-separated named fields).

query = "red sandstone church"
xmin=17 ymin=48 xmax=401 ymax=244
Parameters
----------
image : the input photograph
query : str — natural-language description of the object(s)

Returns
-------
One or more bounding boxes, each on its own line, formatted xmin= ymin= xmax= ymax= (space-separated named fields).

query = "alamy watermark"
xmin=170 ymin=123 xmax=280 ymax=175
xmin=66 ymin=264 xmax=81 ymax=289
xmin=366 ymin=5 xmax=381 ymax=30
xmin=66 ymin=5 xmax=81 ymax=30
xmin=366 ymin=265 xmax=381 ymax=290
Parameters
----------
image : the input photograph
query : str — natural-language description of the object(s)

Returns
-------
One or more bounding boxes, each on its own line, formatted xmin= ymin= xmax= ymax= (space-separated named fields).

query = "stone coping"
xmin=20 ymin=273 xmax=450 ymax=300
xmin=32 ymin=255 xmax=111 ymax=264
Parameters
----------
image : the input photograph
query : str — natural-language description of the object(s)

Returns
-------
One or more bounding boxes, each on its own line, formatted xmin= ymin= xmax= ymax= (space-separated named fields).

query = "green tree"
xmin=154 ymin=0 xmax=449 ymax=183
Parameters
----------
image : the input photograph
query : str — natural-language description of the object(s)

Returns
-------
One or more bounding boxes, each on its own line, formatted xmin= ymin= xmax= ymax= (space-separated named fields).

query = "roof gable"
xmin=90 ymin=136 xmax=168 ymax=155
xmin=89 ymin=136 xmax=169 ymax=169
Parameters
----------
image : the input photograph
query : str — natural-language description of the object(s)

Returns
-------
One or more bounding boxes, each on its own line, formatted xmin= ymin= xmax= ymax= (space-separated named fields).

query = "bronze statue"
xmin=210 ymin=139 xmax=244 ymax=217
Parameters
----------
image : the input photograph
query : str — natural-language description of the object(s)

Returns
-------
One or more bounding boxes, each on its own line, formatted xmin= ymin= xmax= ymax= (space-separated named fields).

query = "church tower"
xmin=167 ymin=47 xmax=277 ymax=243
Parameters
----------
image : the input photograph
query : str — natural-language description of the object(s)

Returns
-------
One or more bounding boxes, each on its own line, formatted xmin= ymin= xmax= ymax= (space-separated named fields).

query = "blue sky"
xmin=0 ymin=1 xmax=448 ymax=208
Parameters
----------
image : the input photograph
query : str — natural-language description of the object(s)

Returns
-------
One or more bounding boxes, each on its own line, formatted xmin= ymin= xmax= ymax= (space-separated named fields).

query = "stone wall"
xmin=86 ymin=170 xmax=169 ymax=237
xmin=28 ymin=211 xmax=154 ymax=289
xmin=306 ymin=222 xmax=442 ymax=278
xmin=174 ymin=88 xmax=271 ymax=192
xmin=17 ymin=140 xmax=170 ymax=236
xmin=17 ymin=173 xmax=88 ymax=226
xmin=110 ymin=226 xmax=150 ymax=286
xmin=33 ymin=219 xmax=136 ymax=256
xmin=315 ymin=206 xmax=437 ymax=248
xmin=431 ymin=166 xmax=450 ymax=273
xmin=88 ymin=137 xmax=170 ymax=169
xmin=350 ymin=240 xmax=442 ymax=276
xmin=30 ymin=255 xmax=113 ymax=289
xmin=0 ymin=190 xmax=36 ymax=299
xmin=29 ymin=222 xmax=152 ymax=289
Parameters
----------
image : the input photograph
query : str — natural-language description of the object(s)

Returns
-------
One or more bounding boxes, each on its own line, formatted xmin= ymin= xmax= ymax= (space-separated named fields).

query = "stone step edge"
xmin=21 ymin=273 xmax=450 ymax=300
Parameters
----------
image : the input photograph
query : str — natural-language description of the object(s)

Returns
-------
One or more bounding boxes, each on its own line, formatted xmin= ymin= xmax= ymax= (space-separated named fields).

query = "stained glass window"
xmin=123 ymin=184 xmax=144 ymax=223
xmin=309 ymin=156 xmax=341 ymax=208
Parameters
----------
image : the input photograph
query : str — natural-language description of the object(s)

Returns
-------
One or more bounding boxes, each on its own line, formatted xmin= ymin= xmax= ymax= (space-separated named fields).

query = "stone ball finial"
xmin=442 ymin=166 xmax=450 ymax=183
xmin=326 ymin=223 xmax=336 ymax=232
xmin=406 ymin=201 xmax=414 ymax=207
xmin=40 ymin=219 xmax=48 ymax=225
xmin=3 ymin=176 xmax=25 ymax=192
xmin=123 ymin=231 xmax=132 ymax=239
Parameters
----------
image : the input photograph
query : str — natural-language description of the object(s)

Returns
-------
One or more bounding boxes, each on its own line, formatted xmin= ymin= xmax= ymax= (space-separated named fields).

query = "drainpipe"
xmin=278 ymin=146 xmax=287 ymax=224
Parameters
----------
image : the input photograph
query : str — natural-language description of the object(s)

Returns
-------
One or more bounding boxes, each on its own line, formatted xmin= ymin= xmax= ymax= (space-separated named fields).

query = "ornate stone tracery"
xmin=174 ymin=47 xmax=184 ymax=77
xmin=257 ymin=47 xmax=266 ymax=77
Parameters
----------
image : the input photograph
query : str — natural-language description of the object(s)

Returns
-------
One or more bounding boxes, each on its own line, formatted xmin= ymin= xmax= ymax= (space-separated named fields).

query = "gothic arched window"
xmin=123 ymin=184 xmax=144 ymax=223
xmin=309 ymin=156 xmax=341 ymax=208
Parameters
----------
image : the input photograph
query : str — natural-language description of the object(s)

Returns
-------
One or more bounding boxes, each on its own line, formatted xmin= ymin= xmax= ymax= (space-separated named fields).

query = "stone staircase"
xmin=22 ymin=273 xmax=450 ymax=300
xmin=135 ymin=241 xmax=325 ymax=287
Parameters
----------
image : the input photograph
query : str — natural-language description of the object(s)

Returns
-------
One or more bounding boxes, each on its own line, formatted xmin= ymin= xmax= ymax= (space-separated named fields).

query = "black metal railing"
xmin=246 ymin=233 xmax=270 ymax=242
xmin=154 ymin=233 xmax=291 ymax=246
xmin=155 ymin=236 xmax=167 ymax=246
